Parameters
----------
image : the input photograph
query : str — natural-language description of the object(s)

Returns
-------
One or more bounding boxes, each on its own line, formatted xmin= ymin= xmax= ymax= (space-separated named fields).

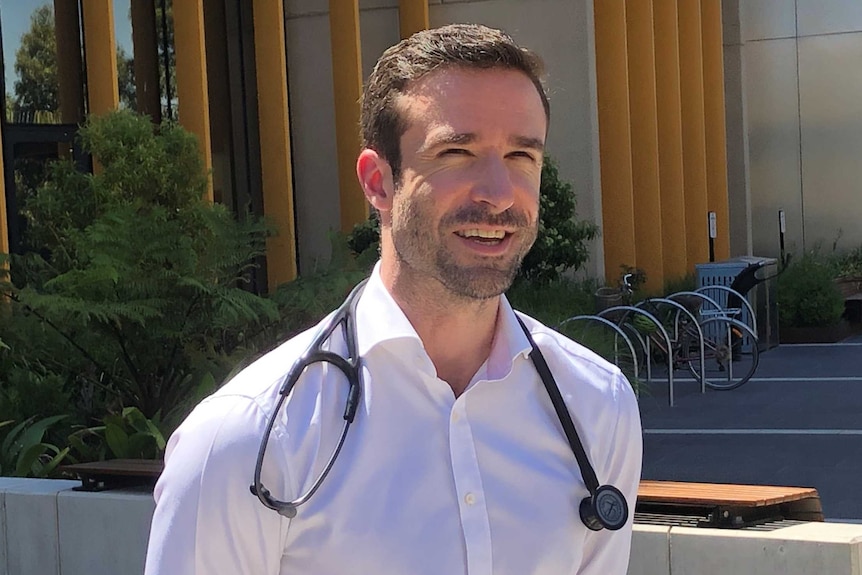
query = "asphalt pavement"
xmin=638 ymin=333 xmax=862 ymax=521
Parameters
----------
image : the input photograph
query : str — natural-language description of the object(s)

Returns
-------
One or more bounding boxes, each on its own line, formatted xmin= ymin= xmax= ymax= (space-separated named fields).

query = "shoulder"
xmin=515 ymin=310 xmax=628 ymax=399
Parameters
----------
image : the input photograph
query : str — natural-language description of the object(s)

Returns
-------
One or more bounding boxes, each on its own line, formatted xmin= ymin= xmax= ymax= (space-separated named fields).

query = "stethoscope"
xmin=250 ymin=279 xmax=629 ymax=531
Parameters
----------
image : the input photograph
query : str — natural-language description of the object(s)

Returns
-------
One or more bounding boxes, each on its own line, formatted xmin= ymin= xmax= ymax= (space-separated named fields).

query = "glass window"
xmin=156 ymin=0 xmax=177 ymax=121
xmin=114 ymin=0 xmax=135 ymax=111
xmin=1 ymin=1 xmax=85 ymax=124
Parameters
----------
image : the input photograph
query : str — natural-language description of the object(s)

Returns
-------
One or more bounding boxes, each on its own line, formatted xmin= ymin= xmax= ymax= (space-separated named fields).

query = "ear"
xmin=356 ymin=149 xmax=395 ymax=213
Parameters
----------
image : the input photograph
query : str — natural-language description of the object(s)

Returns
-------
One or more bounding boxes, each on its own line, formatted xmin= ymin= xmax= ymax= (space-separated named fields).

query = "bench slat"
xmin=638 ymin=480 xmax=818 ymax=507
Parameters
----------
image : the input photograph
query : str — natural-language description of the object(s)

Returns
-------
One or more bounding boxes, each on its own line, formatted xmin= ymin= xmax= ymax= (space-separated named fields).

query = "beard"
xmin=390 ymin=193 xmax=538 ymax=300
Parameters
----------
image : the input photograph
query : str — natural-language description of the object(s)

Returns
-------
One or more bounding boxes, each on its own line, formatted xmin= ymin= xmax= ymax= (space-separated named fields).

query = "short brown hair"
xmin=360 ymin=24 xmax=550 ymax=179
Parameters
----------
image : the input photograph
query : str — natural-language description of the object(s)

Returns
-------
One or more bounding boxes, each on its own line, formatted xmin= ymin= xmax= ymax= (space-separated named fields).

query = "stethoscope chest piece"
xmin=579 ymin=484 xmax=628 ymax=531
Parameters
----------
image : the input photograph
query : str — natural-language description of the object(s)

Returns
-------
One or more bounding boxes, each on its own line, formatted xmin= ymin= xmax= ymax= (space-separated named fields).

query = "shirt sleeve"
xmin=577 ymin=371 xmax=643 ymax=575
xmin=144 ymin=395 xmax=291 ymax=575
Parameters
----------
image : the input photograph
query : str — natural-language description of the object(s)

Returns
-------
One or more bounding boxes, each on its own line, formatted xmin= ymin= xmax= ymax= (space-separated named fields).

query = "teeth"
xmin=458 ymin=229 xmax=506 ymax=239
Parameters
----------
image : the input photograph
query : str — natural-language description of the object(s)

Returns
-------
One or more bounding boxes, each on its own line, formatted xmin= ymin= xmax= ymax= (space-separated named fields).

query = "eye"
xmin=439 ymin=148 xmax=471 ymax=157
xmin=508 ymin=151 xmax=537 ymax=162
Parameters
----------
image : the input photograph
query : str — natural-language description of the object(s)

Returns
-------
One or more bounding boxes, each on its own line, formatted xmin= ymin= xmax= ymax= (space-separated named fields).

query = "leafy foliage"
xmin=0 ymin=110 xmax=277 ymax=428
xmin=777 ymin=252 xmax=845 ymax=328
xmin=833 ymin=244 xmax=862 ymax=279
xmin=0 ymin=415 xmax=69 ymax=478
xmin=520 ymin=156 xmax=599 ymax=283
xmin=8 ymin=4 xmax=135 ymax=122
xmin=12 ymin=5 xmax=58 ymax=120
xmin=68 ymin=407 xmax=166 ymax=462
xmin=345 ymin=155 xmax=599 ymax=283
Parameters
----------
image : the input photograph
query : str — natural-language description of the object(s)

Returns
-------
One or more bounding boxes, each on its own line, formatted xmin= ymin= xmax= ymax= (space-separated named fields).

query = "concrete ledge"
xmin=57 ymin=488 xmax=155 ymax=575
xmin=0 ymin=479 xmax=152 ymax=575
xmin=628 ymin=524 xmax=671 ymax=575
xmin=1 ymin=479 xmax=862 ymax=575
xmin=630 ymin=522 xmax=862 ymax=575
xmin=4 ymin=478 xmax=79 ymax=575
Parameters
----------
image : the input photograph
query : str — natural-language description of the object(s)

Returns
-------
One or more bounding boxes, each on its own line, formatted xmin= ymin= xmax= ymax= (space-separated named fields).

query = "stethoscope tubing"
xmin=250 ymin=278 xmax=626 ymax=529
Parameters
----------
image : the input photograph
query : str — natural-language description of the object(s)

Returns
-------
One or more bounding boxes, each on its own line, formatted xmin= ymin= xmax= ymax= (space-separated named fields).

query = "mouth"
xmin=454 ymin=228 xmax=511 ymax=246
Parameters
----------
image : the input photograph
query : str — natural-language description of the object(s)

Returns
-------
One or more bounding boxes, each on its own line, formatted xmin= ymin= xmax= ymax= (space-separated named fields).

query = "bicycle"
xmin=595 ymin=273 xmax=760 ymax=392
xmin=635 ymin=295 xmax=760 ymax=391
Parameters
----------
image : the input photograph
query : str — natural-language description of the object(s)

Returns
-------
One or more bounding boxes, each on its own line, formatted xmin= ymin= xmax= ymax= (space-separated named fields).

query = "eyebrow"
xmin=419 ymin=132 xmax=545 ymax=154
xmin=511 ymin=135 xmax=545 ymax=153
xmin=418 ymin=132 xmax=476 ymax=154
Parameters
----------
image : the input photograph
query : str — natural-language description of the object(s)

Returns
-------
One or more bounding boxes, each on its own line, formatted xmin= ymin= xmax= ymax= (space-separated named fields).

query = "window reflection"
xmin=114 ymin=0 xmax=135 ymax=110
xmin=156 ymin=0 xmax=176 ymax=121
xmin=1 ymin=1 xmax=81 ymax=124
xmin=127 ymin=0 xmax=176 ymax=122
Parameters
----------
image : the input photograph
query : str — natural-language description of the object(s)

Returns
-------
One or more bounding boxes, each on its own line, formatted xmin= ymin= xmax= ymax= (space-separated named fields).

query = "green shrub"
xmin=345 ymin=155 xmax=599 ymax=283
xmin=777 ymin=253 xmax=845 ymax=328
xmin=68 ymin=407 xmax=166 ymax=462
xmin=0 ymin=415 xmax=69 ymax=478
xmin=0 ymin=110 xmax=277 ymax=428
xmin=522 ymin=157 xmax=599 ymax=283
xmin=834 ymin=244 xmax=862 ymax=278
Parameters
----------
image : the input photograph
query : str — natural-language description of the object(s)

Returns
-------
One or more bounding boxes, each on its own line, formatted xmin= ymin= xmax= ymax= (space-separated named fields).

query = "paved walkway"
xmin=638 ymin=337 xmax=862 ymax=521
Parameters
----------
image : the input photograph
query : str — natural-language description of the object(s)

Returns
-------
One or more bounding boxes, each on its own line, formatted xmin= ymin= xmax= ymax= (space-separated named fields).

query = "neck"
xmin=380 ymin=257 xmax=501 ymax=397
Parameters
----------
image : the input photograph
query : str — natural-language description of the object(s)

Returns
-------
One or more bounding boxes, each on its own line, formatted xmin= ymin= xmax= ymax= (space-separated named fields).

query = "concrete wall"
xmin=0 ymin=478 xmax=155 ymax=575
xmin=284 ymin=0 xmax=604 ymax=277
xmin=628 ymin=522 xmax=862 ymax=575
xmin=724 ymin=0 xmax=862 ymax=258
xmin=2 ymin=478 xmax=862 ymax=575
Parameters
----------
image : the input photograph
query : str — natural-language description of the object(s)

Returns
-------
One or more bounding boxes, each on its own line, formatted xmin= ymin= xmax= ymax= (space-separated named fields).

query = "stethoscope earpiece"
xmin=579 ymin=485 xmax=629 ymax=531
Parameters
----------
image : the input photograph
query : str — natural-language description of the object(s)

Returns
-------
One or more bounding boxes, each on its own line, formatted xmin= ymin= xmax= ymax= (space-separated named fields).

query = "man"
xmin=145 ymin=23 xmax=642 ymax=575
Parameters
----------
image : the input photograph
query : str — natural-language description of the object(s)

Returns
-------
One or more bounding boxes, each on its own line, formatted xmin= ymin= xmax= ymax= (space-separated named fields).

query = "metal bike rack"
xmin=636 ymin=298 xmax=706 ymax=395
xmin=597 ymin=306 xmax=678 ymax=406
xmin=696 ymin=316 xmax=761 ymax=389
xmin=666 ymin=291 xmax=726 ymax=318
xmin=695 ymin=285 xmax=758 ymax=341
xmin=558 ymin=315 xmax=641 ymax=393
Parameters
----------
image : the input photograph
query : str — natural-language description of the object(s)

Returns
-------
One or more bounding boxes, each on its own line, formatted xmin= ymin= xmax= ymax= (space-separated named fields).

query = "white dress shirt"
xmin=145 ymin=265 xmax=642 ymax=575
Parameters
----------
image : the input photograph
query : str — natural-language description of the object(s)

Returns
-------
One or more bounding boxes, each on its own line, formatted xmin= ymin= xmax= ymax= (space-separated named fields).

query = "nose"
xmin=469 ymin=157 xmax=516 ymax=214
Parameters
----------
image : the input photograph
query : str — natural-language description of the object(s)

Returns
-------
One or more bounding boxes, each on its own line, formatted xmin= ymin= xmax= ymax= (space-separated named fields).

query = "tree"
xmin=10 ymin=4 xmax=137 ymax=121
xmin=117 ymin=45 xmax=136 ymax=110
xmin=12 ymin=5 xmax=57 ymax=121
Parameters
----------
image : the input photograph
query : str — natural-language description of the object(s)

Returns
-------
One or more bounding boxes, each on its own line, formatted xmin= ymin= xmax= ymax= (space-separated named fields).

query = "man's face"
xmin=386 ymin=66 xmax=546 ymax=300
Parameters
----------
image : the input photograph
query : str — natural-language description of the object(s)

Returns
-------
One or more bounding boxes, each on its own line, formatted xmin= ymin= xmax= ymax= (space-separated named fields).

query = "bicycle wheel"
xmin=684 ymin=316 xmax=759 ymax=391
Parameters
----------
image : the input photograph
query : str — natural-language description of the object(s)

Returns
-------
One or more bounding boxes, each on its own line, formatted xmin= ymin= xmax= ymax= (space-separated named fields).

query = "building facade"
xmin=1 ymin=0 xmax=854 ymax=294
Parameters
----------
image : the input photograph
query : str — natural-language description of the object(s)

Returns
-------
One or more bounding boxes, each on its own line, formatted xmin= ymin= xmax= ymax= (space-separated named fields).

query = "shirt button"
xmin=452 ymin=412 xmax=460 ymax=423
xmin=464 ymin=493 xmax=476 ymax=506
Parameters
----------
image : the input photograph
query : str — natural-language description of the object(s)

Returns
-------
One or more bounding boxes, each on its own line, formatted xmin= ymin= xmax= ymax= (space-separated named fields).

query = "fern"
xmin=2 ymin=110 xmax=277 ymax=425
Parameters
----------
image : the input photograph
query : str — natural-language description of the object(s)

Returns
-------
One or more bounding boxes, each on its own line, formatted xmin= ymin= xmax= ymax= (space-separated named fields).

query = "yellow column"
xmin=173 ymin=0 xmax=214 ymax=202
xmin=594 ymin=0 xmax=636 ymax=284
xmin=701 ymin=0 xmax=730 ymax=261
xmin=82 ymin=0 xmax=119 ymax=115
xmin=329 ymin=0 xmax=368 ymax=232
xmin=625 ymin=0 xmax=663 ymax=293
xmin=677 ymin=0 xmax=709 ymax=269
xmin=253 ymin=0 xmax=298 ymax=287
xmin=653 ymin=0 xmax=688 ymax=281
xmin=399 ymin=0 xmax=429 ymax=39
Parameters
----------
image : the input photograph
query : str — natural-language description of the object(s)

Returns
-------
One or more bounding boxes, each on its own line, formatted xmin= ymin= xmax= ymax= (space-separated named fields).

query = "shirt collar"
xmin=355 ymin=263 xmax=533 ymax=378
xmin=355 ymin=263 xmax=425 ymax=357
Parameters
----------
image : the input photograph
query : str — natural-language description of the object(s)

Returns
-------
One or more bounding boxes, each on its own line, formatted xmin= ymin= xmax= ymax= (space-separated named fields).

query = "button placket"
xmin=448 ymin=398 xmax=493 ymax=575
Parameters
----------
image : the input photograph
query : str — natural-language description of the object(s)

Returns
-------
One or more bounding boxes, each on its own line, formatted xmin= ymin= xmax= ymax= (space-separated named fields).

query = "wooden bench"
xmin=637 ymin=480 xmax=823 ymax=528
xmin=60 ymin=462 xmax=824 ymax=530
xmin=60 ymin=459 xmax=164 ymax=491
